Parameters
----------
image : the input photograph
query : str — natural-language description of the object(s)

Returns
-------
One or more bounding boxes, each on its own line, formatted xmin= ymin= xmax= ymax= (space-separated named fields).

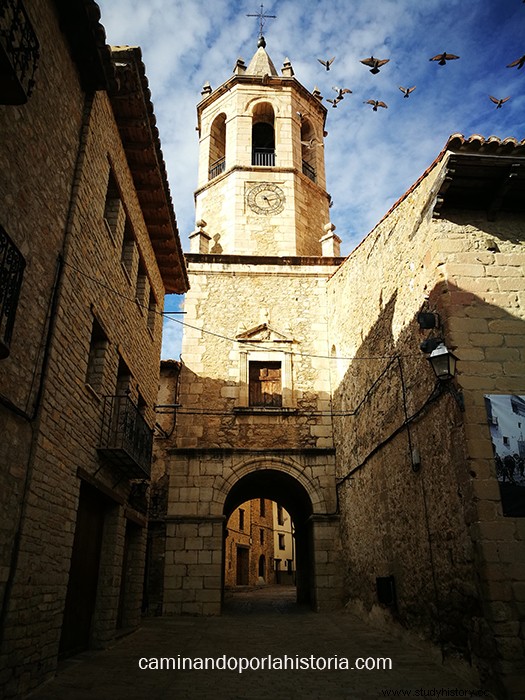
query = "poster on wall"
xmin=484 ymin=394 xmax=525 ymax=517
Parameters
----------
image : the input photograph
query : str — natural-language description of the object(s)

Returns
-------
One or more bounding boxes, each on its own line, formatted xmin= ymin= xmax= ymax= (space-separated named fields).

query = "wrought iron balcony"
xmin=98 ymin=395 xmax=153 ymax=479
xmin=0 ymin=225 xmax=26 ymax=359
xmin=209 ymin=156 xmax=225 ymax=180
xmin=302 ymin=160 xmax=316 ymax=183
xmin=252 ymin=148 xmax=275 ymax=166
xmin=0 ymin=0 xmax=40 ymax=104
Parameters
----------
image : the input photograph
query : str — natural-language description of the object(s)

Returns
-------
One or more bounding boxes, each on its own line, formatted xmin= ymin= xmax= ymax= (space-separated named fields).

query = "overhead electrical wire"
xmin=62 ymin=259 xmax=424 ymax=363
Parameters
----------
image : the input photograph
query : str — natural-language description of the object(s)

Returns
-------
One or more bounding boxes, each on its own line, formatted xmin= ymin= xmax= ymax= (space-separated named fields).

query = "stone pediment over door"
xmin=235 ymin=322 xmax=294 ymax=344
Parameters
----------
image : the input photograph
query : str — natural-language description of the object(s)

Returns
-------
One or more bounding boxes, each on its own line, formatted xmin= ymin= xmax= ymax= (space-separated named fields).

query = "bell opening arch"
xmin=251 ymin=101 xmax=275 ymax=166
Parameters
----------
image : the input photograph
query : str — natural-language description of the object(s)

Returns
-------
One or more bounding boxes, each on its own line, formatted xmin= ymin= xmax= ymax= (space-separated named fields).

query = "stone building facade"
xmin=1 ymin=5 xmax=523 ymax=698
xmin=224 ymin=498 xmax=275 ymax=587
xmin=273 ymin=502 xmax=296 ymax=585
xmin=328 ymin=134 xmax=525 ymax=699
xmin=0 ymin=2 xmax=187 ymax=697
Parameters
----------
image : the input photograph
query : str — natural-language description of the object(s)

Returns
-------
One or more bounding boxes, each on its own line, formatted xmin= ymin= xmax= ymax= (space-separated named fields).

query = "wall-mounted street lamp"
xmin=427 ymin=342 xmax=464 ymax=411
xmin=427 ymin=342 xmax=457 ymax=381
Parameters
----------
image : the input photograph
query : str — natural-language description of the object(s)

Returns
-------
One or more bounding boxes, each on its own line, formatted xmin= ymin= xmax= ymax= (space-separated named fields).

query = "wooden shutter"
xmin=249 ymin=361 xmax=282 ymax=406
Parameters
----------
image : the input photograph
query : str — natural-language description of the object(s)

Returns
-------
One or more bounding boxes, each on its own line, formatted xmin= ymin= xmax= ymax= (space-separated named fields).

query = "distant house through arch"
xmin=223 ymin=468 xmax=315 ymax=607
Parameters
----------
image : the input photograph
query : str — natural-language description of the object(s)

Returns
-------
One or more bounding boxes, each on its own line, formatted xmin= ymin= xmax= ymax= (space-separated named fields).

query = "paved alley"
xmin=28 ymin=586 xmax=496 ymax=700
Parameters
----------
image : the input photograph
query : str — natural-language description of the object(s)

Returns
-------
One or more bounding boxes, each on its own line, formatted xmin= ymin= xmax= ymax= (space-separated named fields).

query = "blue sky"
xmin=96 ymin=0 xmax=525 ymax=359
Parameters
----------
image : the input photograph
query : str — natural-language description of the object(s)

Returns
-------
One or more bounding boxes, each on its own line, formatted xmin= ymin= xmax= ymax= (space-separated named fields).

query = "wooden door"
xmin=59 ymin=482 xmax=106 ymax=657
xmin=236 ymin=546 xmax=249 ymax=585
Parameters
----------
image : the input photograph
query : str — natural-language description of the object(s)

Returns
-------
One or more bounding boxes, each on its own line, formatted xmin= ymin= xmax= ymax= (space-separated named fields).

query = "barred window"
xmin=0 ymin=225 xmax=25 ymax=358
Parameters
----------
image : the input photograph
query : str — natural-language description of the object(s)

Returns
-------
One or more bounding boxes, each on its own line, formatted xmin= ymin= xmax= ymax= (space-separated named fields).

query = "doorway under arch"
xmin=222 ymin=469 xmax=315 ymax=608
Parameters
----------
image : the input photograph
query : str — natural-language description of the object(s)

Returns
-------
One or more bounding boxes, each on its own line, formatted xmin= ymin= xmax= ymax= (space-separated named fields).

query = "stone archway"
xmin=223 ymin=468 xmax=315 ymax=607
xmin=162 ymin=450 xmax=342 ymax=616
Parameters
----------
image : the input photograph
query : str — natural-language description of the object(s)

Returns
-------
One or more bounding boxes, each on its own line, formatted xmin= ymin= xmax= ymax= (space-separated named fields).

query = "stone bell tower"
xmin=191 ymin=36 xmax=339 ymax=257
xmin=160 ymin=37 xmax=344 ymax=616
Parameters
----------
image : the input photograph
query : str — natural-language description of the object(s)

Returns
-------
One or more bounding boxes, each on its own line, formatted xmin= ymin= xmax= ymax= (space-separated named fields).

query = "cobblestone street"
xmin=28 ymin=586 xmax=497 ymax=700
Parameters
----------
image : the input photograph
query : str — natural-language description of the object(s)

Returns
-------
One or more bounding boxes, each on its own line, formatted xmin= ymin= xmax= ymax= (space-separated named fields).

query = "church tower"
xmin=160 ymin=36 xmax=344 ymax=615
xmin=191 ymin=36 xmax=338 ymax=257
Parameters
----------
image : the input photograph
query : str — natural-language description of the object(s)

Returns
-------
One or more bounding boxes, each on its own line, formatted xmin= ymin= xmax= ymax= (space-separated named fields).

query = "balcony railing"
xmin=208 ymin=156 xmax=225 ymax=180
xmin=98 ymin=395 xmax=153 ymax=479
xmin=0 ymin=0 xmax=40 ymax=104
xmin=302 ymin=160 xmax=316 ymax=183
xmin=0 ymin=225 xmax=26 ymax=359
xmin=252 ymin=148 xmax=275 ymax=167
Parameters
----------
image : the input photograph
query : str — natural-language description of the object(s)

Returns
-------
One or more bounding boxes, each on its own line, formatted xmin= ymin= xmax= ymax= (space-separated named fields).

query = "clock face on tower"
xmin=246 ymin=182 xmax=286 ymax=215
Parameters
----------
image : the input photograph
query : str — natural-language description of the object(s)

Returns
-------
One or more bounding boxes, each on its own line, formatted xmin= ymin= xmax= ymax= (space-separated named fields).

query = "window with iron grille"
xmin=0 ymin=0 xmax=39 ymax=105
xmin=0 ymin=225 xmax=25 ymax=359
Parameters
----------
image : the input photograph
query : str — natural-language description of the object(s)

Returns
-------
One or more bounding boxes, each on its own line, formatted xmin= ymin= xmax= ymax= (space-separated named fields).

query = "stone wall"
xmin=0 ymin=3 xmax=180 ymax=696
xmin=176 ymin=258 xmax=336 ymax=449
xmin=327 ymin=152 xmax=525 ymax=698
xmin=0 ymin=0 xmax=85 ymax=632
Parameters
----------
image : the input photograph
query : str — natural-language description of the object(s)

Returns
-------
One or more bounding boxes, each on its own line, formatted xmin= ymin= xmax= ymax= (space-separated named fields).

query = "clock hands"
xmin=262 ymin=194 xmax=279 ymax=204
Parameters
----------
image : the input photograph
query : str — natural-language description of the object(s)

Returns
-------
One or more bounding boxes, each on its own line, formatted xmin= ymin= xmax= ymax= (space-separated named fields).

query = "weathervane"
xmin=246 ymin=4 xmax=276 ymax=39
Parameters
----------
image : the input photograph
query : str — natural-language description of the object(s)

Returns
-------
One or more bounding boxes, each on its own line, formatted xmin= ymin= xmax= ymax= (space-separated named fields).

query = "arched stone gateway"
xmin=162 ymin=454 xmax=343 ymax=615
xmin=223 ymin=465 xmax=341 ymax=608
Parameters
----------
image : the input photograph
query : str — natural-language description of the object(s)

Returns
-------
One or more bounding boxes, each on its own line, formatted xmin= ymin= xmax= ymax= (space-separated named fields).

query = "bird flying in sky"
xmin=489 ymin=95 xmax=511 ymax=108
xmin=364 ymin=100 xmax=388 ymax=111
xmin=429 ymin=52 xmax=460 ymax=65
xmin=332 ymin=86 xmax=352 ymax=100
xmin=506 ymin=54 xmax=525 ymax=69
xmin=399 ymin=86 xmax=416 ymax=98
xmin=326 ymin=98 xmax=340 ymax=108
xmin=360 ymin=56 xmax=390 ymax=74
xmin=318 ymin=57 xmax=335 ymax=70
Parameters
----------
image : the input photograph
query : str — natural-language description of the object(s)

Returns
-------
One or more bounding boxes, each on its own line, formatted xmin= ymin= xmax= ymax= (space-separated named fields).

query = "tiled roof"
xmin=446 ymin=132 xmax=525 ymax=155
xmin=110 ymin=47 xmax=189 ymax=294
xmin=352 ymin=133 xmax=525 ymax=256
xmin=53 ymin=3 xmax=188 ymax=294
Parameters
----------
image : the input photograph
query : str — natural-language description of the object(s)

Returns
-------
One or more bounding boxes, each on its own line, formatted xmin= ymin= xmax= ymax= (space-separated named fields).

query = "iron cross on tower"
xmin=246 ymin=4 xmax=276 ymax=38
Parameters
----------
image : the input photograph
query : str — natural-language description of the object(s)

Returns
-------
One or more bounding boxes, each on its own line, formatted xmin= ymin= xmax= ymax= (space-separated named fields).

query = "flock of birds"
xmin=314 ymin=51 xmax=525 ymax=113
